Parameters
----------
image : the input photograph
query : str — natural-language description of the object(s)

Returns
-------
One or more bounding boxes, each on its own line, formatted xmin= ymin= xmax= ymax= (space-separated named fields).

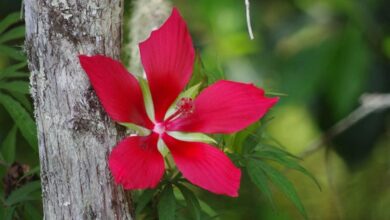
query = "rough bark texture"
xmin=127 ymin=0 xmax=171 ymax=75
xmin=24 ymin=0 xmax=134 ymax=219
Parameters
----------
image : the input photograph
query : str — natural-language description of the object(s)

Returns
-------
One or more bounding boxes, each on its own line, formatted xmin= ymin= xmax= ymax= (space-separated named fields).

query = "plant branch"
xmin=299 ymin=93 xmax=390 ymax=158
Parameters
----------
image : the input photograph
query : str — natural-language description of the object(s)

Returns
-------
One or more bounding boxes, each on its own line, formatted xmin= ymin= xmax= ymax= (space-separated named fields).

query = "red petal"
xmin=166 ymin=80 xmax=278 ymax=133
xmin=163 ymin=134 xmax=241 ymax=197
xmin=79 ymin=55 xmax=153 ymax=129
xmin=139 ymin=8 xmax=195 ymax=122
xmin=109 ymin=134 xmax=165 ymax=189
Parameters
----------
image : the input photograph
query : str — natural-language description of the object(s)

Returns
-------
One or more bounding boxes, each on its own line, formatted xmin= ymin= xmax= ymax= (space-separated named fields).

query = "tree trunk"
xmin=126 ymin=0 xmax=171 ymax=75
xmin=24 ymin=0 xmax=134 ymax=219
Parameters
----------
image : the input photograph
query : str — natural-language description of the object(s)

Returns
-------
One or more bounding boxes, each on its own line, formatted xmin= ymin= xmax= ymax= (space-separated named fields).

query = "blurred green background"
xmin=1 ymin=0 xmax=389 ymax=219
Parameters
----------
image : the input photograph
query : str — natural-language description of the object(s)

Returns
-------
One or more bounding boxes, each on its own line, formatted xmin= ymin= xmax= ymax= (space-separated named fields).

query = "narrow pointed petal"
xmin=166 ymin=80 xmax=278 ymax=133
xmin=139 ymin=8 xmax=195 ymax=122
xmin=79 ymin=55 xmax=153 ymax=129
xmin=163 ymin=134 xmax=241 ymax=197
xmin=109 ymin=134 xmax=164 ymax=189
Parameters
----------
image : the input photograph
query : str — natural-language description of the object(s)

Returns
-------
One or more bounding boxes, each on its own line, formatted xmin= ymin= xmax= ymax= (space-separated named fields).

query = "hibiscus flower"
xmin=79 ymin=8 xmax=278 ymax=197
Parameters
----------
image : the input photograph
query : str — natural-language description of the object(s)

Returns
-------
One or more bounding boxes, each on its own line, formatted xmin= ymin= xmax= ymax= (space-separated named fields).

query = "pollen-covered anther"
xmin=176 ymin=97 xmax=194 ymax=116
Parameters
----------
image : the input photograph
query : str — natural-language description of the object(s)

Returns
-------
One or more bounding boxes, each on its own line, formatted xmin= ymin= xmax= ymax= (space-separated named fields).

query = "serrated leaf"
xmin=174 ymin=187 xmax=218 ymax=219
xmin=0 ymin=94 xmax=37 ymax=150
xmin=246 ymin=159 xmax=274 ymax=207
xmin=253 ymin=159 xmax=307 ymax=219
xmin=176 ymin=184 xmax=201 ymax=220
xmin=135 ymin=189 xmax=156 ymax=215
xmin=253 ymin=150 xmax=321 ymax=190
xmin=0 ymin=26 xmax=25 ymax=44
xmin=0 ymin=81 xmax=29 ymax=94
xmin=0 ymin=45 xmax=25 ymax=61
xmin=256 ymin=144 xmax=300 ymax=160
xmin=158 ymin=184 xmax=176 ymax=220
xmin=0 ymin=12 xmax=20 ymax=34
xmin=0 ymin=125 xmax=17 ymax=163
xmin=167 ymin=132 xmax=216 ymax=144
xmin=5 ymin=181 xmax=41 ymax=206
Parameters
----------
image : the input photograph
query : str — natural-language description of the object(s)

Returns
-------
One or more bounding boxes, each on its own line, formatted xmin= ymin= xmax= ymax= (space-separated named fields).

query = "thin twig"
xmin=299 ymin=93 xmax=390 ymax=158
xmin=245 ymin=0 xmax=254 ymax=40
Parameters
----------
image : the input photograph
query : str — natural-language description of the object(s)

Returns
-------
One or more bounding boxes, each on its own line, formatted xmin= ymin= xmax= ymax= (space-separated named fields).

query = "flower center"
xmin=165 ymin=97 xmax=194 ymax=123
xmin=153 ymin=123 xmax=165 ymax=135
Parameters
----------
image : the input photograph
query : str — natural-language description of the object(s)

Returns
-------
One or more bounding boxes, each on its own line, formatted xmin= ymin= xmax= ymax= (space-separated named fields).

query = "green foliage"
xmin=176 ymin=183 xmax=202 ymax=220
xmin=158 ymin=184 xmax=176 ymax=220
xmin=0 ymin=11 xmax=41 ymax=220
xmin=0 ymin=94 xmax=37 ymax=151
xmin=0 ymin=126 xmax=17 ymax=163
xmin=5 ymin=181 xmax=41 ymax=206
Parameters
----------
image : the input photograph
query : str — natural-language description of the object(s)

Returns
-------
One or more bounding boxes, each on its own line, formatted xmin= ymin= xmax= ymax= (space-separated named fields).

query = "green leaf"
xmin=246 ymin=159 xmax=274 ymax=207
xmin=176 ymin=184 xmax=201 ymax=220
xmin=3 ymin=206 xmax=15 ymax=220
xmin=135 ymin=189 xmax=156 ymax=215
xmin=0 ymin=125 xmax=17 ymax=163
xmin=17 ymin=166 xmax=40 ymax=184
xmin=10 ymin=93 xmax=33 ymax=112
xmin=158 ymin=184 xmax=176 ymax=220
xmin=0 ymin=45 xmax=25 ymax=61
xmin=5 ymin=181 xmax=41 ymax=206
xmin=23 ymin=203 xmax=42 ymax=220
xmin=0 ymin=71 xmax=28 ymax=80
xmin=0 ymin=26 xmax=25 ymax=44
xmin=167 ymin=132 xmax=216 ymax=144
xmin=0 ymin=12 xmax=20 ymax=34
xmin=252 ymin=159 xmax=307 ymax=219
xmin=253 ymin=150 xmax=321 ymax=190
xmin=0 ymin=81 xmax=29 ymax=94
xmin=174 ymin=188 xmax=218 ymax=218
xmin=0 ymin=94 xmax=37 ymax=150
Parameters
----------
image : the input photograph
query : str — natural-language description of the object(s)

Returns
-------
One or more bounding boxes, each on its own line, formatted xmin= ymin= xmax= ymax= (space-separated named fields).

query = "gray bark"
xmin=24 ymin=0 xmax=134 ymax=219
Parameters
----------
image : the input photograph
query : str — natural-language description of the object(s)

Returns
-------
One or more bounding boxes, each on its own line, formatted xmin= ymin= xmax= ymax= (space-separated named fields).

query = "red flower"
xmin=79 ymin=8 xmax=278 ymax=197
